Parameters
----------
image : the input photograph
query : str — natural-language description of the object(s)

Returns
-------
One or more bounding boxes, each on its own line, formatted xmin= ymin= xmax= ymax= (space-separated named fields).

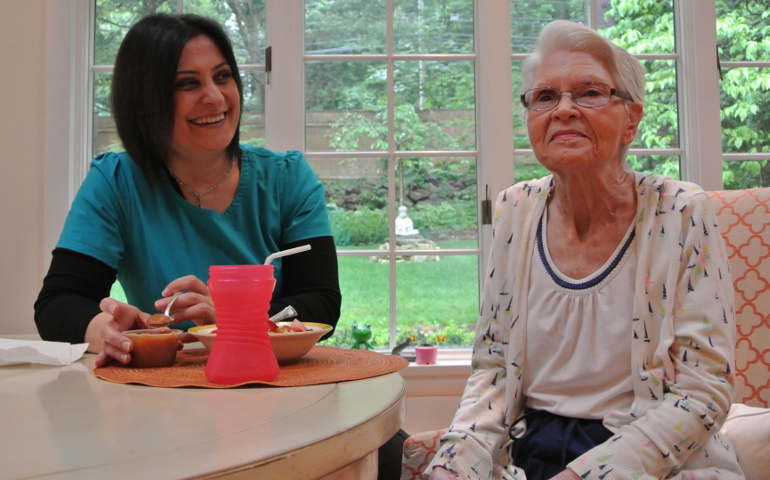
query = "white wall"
xmin=0 ymin=2 xmax=48 ymax=335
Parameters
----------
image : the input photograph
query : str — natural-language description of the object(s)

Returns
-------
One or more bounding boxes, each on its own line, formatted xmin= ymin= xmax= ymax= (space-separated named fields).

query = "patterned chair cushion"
xmin=707 ymin=188 xmax=770 ymax=407
xmin=401 ymin=429 xmax=446 ymax=480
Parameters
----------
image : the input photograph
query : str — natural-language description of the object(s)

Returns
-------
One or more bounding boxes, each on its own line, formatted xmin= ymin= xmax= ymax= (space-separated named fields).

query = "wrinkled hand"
xmin=92 ymin=298 xmax=149 ymax=367
xmin=155 ymin=275 xmax=216 ymax=327
xmin=548 ymin=469 xmax=581 ymax=480
xmin=428 ymin=467 xmax=459 ymax=480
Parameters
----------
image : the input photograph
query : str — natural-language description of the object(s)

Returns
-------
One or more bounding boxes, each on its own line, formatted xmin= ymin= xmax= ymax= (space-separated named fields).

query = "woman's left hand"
xmin=155 ymin=275 xmax=216 ymax=327
xmin=548 ymin=469 xmax=581 ymax=480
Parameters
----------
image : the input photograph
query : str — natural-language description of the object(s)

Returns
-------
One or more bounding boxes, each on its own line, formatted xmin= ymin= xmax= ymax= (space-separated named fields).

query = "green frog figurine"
xmin=351 ymin=323 xmax=374 ymax=350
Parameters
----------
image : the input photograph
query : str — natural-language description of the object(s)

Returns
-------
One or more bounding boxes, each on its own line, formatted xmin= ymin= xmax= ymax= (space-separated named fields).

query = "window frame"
xmin=45 ymin=0 xmax=726 ymax=342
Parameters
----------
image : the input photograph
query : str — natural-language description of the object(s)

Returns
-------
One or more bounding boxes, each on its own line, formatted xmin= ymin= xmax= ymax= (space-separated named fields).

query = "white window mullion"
xmin=43 ymin=0 xmax=92 ymax=271
xmin=476 ymin=1 xmax=514 ymax=281
xmin=265 ymin=0 xmax=305 ymax=152
xmin=675 ymin=0 xmax=723 ymax=190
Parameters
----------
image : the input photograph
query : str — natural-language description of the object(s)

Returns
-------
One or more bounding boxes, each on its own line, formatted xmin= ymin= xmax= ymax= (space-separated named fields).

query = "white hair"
xmin=521 ymin=20 xmax=646 ymax=105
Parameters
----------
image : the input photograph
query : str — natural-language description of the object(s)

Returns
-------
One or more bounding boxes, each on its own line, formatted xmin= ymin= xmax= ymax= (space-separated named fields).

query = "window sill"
xmin=397 ymin=349 xmax=472 ymax=397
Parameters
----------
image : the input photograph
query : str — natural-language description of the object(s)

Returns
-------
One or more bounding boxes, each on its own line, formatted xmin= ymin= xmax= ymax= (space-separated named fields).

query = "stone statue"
xmin=395 ymin=205 xmax=419 ymax=236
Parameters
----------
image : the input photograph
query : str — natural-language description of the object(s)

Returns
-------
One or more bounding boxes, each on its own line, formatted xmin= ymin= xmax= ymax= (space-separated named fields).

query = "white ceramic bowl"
xmin=188 ymin=322 xmax=332 ymax=364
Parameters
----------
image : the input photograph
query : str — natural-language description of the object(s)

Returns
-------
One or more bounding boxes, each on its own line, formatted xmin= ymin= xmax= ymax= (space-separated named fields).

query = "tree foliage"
xmin=601 ymin=0 xmax=769 ymax=188
xmin=94 ymin=1 xmax=769 ymax=188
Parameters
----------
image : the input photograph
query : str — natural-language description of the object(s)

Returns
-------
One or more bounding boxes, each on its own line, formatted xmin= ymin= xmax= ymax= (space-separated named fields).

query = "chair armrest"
xmin=721 ymin=403 xmax=770 ymax=480
xmin=401 ymin=429 xmax=447 ymax=480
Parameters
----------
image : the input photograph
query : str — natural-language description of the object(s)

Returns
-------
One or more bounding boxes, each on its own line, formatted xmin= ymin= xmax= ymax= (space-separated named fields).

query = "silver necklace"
xmin=169 ymin=157 xmax=236 ymax=207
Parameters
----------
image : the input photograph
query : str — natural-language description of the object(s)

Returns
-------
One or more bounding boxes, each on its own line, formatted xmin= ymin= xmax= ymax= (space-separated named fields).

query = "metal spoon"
xmin=146 ymin=291 xmax=182 ymax=328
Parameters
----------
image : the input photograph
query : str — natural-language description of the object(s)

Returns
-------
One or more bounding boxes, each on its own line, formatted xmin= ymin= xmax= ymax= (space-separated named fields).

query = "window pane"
xmin=396 ymin=253 xmax=479 ymax=349
xmin=393 ymin=0 xmax=474 ymax=54
xmin=394 ymin=61 xmax=476 ymax=151
xmin=240 ymin=70 xmax=266 ymax=147
xmin=94 ymin=0 xmax=177 ymax=65
xmin=720 ymin=68 xmax=770 ymax=154
xmin=717 ymin=1 xmax=770 ymax=62
xmin=513 ymin=153 xmax=549 ymax=184
xmin=305 ymin=61 xmax=386 ymax=151
xmin=626 ymin=154 xmax=681 ymax=180
xmin=510 ymin=0 xmax=586 ymax=54
xmin=326 ymin=255 xmax=390 ymax=349
xmin=320 ymin=157 xmax=389 ymax=248
xmin=632 ymin=59 xmax=679 ymax=149
xmin=600 ymin=1 xmax=674 ymax=54
xmin=723 ymin=158 xmax=770 ymax=189
xmin=305 ymin=0 xmax=386 ymax=54
xmin=184 ymin=1 xmax=267 ymax=65
xmin=396 ymin=157 xmax=479 ymax=248
xmin=93 ymin=72 xmax=120 ymax=156
xmin=305 ymin=1 xmax=480 ymax=349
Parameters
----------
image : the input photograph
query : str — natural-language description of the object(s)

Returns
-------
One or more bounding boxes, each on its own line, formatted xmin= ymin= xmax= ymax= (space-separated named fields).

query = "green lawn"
xmin=327 ymin=239 xmax=479 ymax=348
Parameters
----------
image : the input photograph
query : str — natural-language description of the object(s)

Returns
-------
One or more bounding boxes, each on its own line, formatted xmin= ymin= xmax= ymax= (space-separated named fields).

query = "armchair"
xmin=402 ymin=187 xmax=770 ymax=480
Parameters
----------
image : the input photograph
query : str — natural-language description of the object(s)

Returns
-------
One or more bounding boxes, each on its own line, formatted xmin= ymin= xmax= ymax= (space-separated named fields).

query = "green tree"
xmin=601 ymin=0 xmax=769 ymax=188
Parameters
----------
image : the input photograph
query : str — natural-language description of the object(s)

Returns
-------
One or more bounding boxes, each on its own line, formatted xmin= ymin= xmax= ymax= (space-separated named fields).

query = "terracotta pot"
xmin=414 ymin=345 xmax=438 ymax=365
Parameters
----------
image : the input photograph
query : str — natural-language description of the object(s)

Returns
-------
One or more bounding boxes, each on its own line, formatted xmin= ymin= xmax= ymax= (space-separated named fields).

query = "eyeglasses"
xmin=520 ymin=83 xmax=633 ymax=111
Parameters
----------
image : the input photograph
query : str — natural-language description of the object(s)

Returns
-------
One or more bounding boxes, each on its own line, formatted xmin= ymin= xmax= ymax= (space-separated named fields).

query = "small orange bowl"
xmin=123 ymin=328 xmax=183 ymax=368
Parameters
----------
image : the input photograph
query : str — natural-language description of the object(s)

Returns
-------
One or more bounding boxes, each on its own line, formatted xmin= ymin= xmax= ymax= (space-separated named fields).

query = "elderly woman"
xmin=425 ymin=20 xmax=743 ymax=480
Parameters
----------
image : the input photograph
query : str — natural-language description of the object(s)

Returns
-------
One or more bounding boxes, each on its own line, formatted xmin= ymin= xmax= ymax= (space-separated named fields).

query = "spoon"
xmin=146 ymin=291 xmax=182 ymax=328
xmin=264 ymin=244 xmax=311 ymax=265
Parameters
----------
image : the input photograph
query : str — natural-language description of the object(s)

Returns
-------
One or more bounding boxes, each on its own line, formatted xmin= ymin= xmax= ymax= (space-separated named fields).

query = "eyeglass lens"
xmin=523 ymin=83 xmax=613 ymax=111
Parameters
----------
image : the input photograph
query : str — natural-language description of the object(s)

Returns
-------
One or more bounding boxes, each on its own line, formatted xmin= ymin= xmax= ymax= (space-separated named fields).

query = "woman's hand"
xmin=89 ymin=298 xmax=148 ymax=367
xmin=548 ymin=469 xmax=581 ymax=480
xmin=156 ymin=275 xmax=216 ymax=327
xmin=428 ymin=467 xmax=459 ymax=480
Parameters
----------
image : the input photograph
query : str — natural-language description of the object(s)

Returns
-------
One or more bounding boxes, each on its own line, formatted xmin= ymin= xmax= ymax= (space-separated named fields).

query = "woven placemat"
xmin=92 ymin=346 xmax=408 ymax=388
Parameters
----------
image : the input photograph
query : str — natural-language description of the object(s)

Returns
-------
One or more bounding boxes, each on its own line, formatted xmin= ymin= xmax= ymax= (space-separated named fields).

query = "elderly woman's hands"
xmin=549 ymin=469 xmax=581 ymax=480
xmin=428 ymin=467 xmax=459 ymax=480
xmin=155 ymin=275 xmax=216 ymax=328
xmin=427 ymin=465 xmax=580 ymax=479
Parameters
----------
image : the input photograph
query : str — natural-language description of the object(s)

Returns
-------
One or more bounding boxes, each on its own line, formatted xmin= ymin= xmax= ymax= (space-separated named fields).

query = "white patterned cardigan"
xmin=426 ymin=173 xmax=744 ymax=479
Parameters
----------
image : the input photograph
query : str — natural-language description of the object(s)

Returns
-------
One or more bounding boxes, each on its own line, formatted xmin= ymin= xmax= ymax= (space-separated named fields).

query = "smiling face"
xmin=169 ymin=35 xmax=240 ymax=161
xmin=526 ymin=50 xmax=642 ymax=176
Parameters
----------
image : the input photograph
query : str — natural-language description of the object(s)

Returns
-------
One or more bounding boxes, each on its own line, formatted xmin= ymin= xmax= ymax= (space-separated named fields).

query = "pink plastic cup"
xmin=205 ymin=265 xmax=279 ymax=384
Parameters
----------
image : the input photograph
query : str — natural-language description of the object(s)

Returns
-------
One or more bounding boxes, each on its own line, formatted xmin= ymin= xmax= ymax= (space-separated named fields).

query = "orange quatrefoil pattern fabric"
xmin=707 ymin=188 xmax=770 ymax=408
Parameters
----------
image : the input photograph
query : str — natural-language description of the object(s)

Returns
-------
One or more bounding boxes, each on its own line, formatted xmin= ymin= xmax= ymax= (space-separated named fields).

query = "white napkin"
xmin=0 ymin=338 xmax=89 ymax=366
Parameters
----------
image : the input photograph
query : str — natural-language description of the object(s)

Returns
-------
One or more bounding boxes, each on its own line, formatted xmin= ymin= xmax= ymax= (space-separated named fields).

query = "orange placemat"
xmin=92 ymin=346 xmax=408 ymax=388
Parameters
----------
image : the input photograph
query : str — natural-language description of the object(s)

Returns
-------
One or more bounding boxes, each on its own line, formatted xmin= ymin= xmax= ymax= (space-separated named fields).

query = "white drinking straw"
xmin=264 ymin=244 xmax=312 ymax=265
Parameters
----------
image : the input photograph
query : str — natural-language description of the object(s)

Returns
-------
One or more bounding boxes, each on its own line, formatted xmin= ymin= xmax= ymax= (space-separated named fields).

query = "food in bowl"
xmin=189 ymin=321 xmax=332 ymax=364
xmin=268 ymin=318 xmax=308 ymax=333
xmin=123 ymin=327 xmax=183 ymax=368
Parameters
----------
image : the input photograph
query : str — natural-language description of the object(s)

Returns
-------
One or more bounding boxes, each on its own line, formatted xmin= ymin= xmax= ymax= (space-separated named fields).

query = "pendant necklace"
xmin=169 ymin=157 xmax=236 ymax=208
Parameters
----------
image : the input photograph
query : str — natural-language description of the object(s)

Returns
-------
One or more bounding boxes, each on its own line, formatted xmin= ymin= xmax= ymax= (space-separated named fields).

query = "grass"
xmin=327 ymin=239 xmax=479 ymax=349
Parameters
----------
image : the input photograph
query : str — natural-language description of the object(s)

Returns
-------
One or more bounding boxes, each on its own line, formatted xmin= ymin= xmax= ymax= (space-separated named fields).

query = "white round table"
xmin=0 ymin=349 xmax=405 ymax=480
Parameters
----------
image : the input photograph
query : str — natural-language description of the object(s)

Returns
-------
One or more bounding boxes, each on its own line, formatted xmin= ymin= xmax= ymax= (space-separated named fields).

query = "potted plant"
xmin=411 ymin=325 xmax=446 ymax=365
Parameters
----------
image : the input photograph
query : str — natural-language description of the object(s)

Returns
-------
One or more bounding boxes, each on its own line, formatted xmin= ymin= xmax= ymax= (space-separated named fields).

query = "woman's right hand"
xmin=428 ymin=467 xmax=459 ymax=480
xmin=156 ymin=275 xmax=216 ymax=327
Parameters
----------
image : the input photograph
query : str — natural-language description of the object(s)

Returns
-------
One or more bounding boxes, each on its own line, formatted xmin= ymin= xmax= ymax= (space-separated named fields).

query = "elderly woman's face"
xmin=170 ymin=35 xmax=240 ymax=160
xmin=526 ymin=50 xmax=642 ymax=175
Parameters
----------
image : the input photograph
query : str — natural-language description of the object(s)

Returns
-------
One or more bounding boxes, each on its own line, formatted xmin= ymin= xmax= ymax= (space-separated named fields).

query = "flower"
xmin=410 ymin=325 xmax=446 ymax=346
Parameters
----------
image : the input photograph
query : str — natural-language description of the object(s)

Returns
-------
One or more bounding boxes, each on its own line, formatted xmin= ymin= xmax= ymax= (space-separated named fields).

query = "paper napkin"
xmin=0 ymin=338 xmax=89 ymax=366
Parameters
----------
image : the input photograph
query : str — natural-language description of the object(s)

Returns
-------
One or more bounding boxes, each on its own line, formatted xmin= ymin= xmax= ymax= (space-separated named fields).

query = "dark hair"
xmin=111 ymin=14 xmax=243 ymax=185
